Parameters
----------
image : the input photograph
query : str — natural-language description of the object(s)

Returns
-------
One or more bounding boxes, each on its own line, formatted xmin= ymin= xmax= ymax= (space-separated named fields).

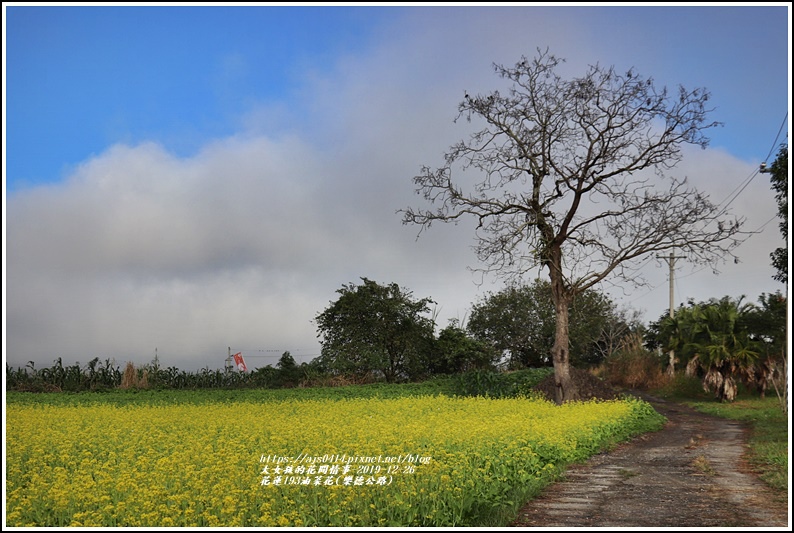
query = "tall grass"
xmin=120 ymin=361 xmax=134 ymax=389
xmin=597 ymin=333 xmax=668 ymax=390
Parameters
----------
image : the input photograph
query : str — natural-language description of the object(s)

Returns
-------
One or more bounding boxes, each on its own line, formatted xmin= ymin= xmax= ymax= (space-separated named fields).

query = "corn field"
xmin=5 ymin=358 xmax=301 ymax=392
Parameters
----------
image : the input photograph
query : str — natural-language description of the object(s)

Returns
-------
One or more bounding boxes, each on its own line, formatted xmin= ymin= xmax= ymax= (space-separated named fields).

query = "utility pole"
xmin=225 ymin=347 xmax=232 ymax=373
xmin=658 ymin=252 xmax=686 ymax=376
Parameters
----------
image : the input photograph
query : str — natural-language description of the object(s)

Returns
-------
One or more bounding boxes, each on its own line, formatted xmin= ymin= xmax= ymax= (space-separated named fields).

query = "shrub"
xmin=120 ymin=362 xmax=136 ymax=389
xmin=600 ymin=333 xmax=667 ymax=390
xmin=453 ymin=368 xmax=554 ymax=398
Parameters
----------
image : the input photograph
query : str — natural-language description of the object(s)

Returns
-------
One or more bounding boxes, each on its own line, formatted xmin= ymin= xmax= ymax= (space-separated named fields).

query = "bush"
xmin=600 ymin=333 xmax=667 ymax=390
xmin=453 ymin=368 xmax=554 ymax=398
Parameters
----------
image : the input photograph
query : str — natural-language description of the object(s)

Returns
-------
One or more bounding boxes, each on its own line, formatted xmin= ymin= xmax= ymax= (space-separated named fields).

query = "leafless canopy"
xmin=401 ymin=49 xmax=746 ymax=294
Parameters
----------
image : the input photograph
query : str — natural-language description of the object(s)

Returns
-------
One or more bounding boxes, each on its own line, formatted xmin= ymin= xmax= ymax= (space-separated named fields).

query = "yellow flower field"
xmin=6 ymin=394 xmax=663 ymax=526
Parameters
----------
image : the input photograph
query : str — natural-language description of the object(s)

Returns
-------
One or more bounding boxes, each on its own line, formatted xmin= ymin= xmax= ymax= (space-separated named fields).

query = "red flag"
xmin=232 ymin=352 xmax=248 ymax=372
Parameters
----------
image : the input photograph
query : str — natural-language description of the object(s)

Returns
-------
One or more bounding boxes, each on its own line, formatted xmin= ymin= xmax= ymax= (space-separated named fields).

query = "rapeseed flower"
xmin=6 ymin=394 xmax=662 ymax=526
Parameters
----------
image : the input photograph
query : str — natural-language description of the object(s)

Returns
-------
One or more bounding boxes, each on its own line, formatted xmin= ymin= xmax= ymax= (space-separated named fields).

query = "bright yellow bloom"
xmin=6 ymin=394 xmax=662 ymax=527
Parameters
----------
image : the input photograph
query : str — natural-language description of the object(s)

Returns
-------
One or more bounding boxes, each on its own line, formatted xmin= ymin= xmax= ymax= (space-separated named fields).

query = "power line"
xmin=240 ymin=355 xmax=321 ymax=360
xmin=675 ymin=264 xmax=711 ymax=281
xmin=763 ymin=112 xmax=788 ymax=163
xmin=620 ymin=254 xmax=675 ymax=306
xmin=626 ymin=280 xmax=665 ymax=304
xmin=234 ymin=348 xmax=318 ymax=353
xmin=753 ymin=215 xmax=780 ymax=233
xmin=713 ymin=112 xmax=788 ymax=217
xmin=714 ymin=168 xmax=761 ymax=217
xmin=623 ymin=116 xmax=788 ymax=317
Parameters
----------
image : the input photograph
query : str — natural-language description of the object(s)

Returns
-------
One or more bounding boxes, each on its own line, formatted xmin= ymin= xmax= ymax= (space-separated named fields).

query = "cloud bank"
xmin=5 ymin=7 xmax=786 ymax=371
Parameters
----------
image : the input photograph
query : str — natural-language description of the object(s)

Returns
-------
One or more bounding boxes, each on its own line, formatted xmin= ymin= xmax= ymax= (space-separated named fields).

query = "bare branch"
xmin=399 ymin=49 xmax=746 ymax=403
xmin=400 ymin=50 xmax=744 ymax=296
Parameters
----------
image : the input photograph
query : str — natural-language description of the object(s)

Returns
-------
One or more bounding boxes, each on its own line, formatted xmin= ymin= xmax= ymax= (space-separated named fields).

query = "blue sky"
xmin=6 ymin=5 xmax=393 ymax=190
xmin=3 ymin=3 xmax=791 ymax=371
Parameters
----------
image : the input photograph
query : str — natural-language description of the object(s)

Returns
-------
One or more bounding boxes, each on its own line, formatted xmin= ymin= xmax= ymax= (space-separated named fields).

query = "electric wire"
xmin=595 ymin=114 xmax=786 ymax=313
xmin=713 ymin=112 xmax=787 ymax=217
xmin=762 ymin=112 xmax=788 ymax=163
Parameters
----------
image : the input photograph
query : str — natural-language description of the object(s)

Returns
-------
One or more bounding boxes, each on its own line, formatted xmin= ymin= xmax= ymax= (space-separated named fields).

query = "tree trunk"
xmin=549 ymin=258 xmax=578 ymax=405
xmin=667 ymin=350 xmax=675 ymax=377
xmin=783 ymin=356 xmax=788 ymax=416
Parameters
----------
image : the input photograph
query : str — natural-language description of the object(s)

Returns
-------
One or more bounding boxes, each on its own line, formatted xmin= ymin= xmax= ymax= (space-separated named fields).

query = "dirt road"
xmin=510 ymin=392 xmax=790 ymax=528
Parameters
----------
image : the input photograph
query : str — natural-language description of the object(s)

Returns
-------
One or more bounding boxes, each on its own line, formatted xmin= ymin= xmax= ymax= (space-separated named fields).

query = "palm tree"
xmin=681 ymin=297 xmax=759 ymax=402
xmin=658 ymin=311 xmax=687 ymax=376
xmin=744 ymin=292 xmax=787 ymax=406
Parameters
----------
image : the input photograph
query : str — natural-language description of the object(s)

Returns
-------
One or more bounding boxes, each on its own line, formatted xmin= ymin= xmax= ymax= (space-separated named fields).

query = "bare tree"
xmin=595 ymin=304 xmax=645 ymax=363
xmin=401 ymin=49 xmax=746 ymax=404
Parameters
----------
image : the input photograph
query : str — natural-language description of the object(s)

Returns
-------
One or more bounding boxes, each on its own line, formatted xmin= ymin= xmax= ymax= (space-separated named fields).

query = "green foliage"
xmin=314 ymin=278 xmax=436 ymax=382
xmin=431 ymin=319 xmax=500 ymax=374
xmin=467 ymin=279 xmax=627 ymax=368
xmin=6 ymin=354 xmax=320 ymax=393
xmin=743 ymin=291 xmax=788 ymax=400
xmin=145 ymin=365 xmax=251 ymax=389
xmin=652 ymin=373 xmax=714 ymax=401
xmin=454 ymin=369 xmax=511 ymax=398
xmin=745 ymin=292 xmax=787 ymax=353
xmin=6 ymin=357 xmax=123 ymax=392
xmin=273 ymin=351 xmax=302 ymax=387
xmin=5 ymin=376 xmax=461 ymax=407
xmin=647 ymin=294 xmax=785 ymax=402
xmin=453 ymin=368 xmax=555 ymax=398
xmin=595 ymin=397 xmax=668 ymax=447
xmin=767 ymin=143 xmax=787 ymax=284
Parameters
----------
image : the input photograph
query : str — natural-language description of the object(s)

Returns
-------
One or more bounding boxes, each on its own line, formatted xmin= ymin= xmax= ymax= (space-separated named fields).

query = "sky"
xmin=3 ymin=3 xmax=791 ymax=373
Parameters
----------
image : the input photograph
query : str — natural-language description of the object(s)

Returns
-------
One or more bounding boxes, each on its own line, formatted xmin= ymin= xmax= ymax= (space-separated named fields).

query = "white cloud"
xmin=5 ymin=127 xmax=485 ymax=371
xmin=5 ymin=7 xmax=787 ymax=372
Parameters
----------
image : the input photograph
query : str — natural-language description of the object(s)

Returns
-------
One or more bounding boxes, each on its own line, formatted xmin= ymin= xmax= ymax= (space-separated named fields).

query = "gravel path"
xmin=510 ymin=392 xmax=790 ymax=528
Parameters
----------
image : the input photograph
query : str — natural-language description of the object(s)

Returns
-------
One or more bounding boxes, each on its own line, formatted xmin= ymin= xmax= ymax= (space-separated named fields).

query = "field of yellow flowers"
xmin=6 ymin=391 xmax=664 ymax=526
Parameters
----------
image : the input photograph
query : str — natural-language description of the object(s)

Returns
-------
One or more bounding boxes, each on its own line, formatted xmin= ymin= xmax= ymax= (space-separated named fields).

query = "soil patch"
xmin=510 ymin=389 xmax=789 ymax=528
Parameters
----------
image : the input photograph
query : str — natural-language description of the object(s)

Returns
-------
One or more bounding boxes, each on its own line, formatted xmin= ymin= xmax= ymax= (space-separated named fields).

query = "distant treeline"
xmin=5 ymin=354 xmax=555 ymax=399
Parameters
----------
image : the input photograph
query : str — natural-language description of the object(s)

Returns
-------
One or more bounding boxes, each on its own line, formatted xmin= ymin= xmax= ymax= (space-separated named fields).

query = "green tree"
xmin=467 ymin=283 xmax=549 ymax=369
xmin=656 ymin=296 xmax=759 ymax=402
xmin=402 ymin=49 xmax=744 ymax=403
xmin=276 ymin=351 xmax=301 ymax=387
xmin=250 ymin=365 xmax=279 ymax=389
xmin=467 ymin=279 xmax=623 ymax=369
xmin=432 ymin=319 xmax=499 ymax=374
xmin=762 ymin=141 xmax=788 ymax=413
xmin=314 ymin=278 xmax=436 ymax=382
xmin=744 ymin=292 xmax=787 ymax=402
xmin=767 ymin=144 xmax=788 ymax=284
